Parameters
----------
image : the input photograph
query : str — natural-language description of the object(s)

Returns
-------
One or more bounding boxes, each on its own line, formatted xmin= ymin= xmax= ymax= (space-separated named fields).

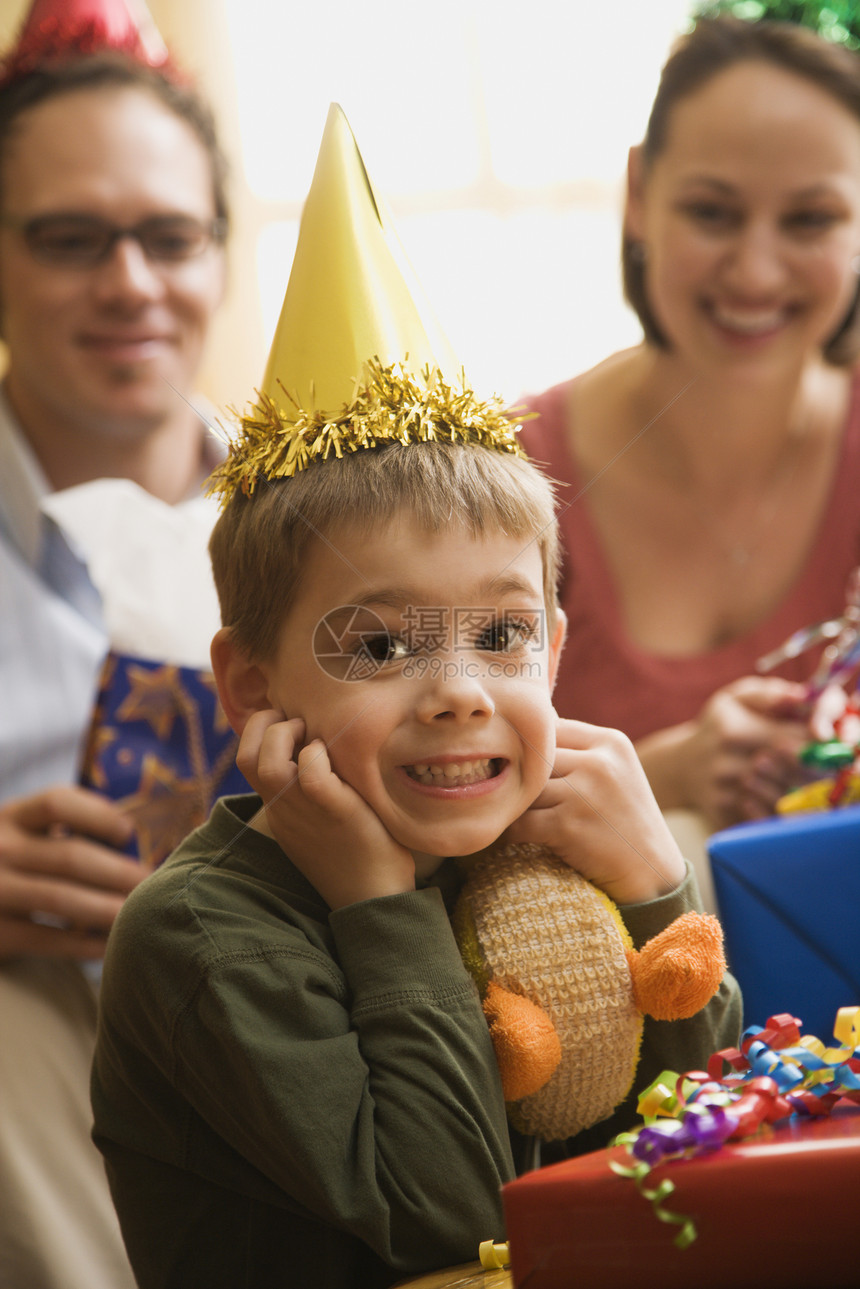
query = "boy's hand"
xmin=503 ymin=718 xmax=685 ymax=905
xmin=237 ymin=710 xmax=416 ymax=910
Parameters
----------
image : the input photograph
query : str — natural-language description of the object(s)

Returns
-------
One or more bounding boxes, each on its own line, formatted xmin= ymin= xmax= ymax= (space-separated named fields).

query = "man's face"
xmin=259 ymin=512 xmax=563 ymax=864
xmin=0 ymin=84 xmax=225 ymax=442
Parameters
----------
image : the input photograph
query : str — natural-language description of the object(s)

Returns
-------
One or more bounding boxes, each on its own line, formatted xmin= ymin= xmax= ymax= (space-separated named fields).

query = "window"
xmin=223 ymin=0 xmax=691 ymax=401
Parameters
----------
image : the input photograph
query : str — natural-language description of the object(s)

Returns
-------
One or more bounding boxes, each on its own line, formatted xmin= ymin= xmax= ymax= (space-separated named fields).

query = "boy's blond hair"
xmin=210 ymin=441 xmax=560 ymax=661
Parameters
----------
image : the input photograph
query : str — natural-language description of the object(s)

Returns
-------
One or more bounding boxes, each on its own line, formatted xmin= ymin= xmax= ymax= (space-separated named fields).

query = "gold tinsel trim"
xmin=205 ymin=357 xmax=526 ymax=506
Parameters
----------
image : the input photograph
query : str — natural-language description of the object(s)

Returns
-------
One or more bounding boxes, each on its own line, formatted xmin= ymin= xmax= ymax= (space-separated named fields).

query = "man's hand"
xmin=0 ymin=787 xmax=145 ymax=960
xmin=504 ymin=717 xmax=686 ymax=905
xmin=238 ymin=710 xmax=415 ymax=910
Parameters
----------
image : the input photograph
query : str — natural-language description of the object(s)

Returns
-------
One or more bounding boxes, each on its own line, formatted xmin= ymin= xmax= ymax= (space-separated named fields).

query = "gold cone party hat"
xmin=208 ymin=103 xmax=523 ymax=504
xmin=262 ymin=102 xmax=460 ymax=414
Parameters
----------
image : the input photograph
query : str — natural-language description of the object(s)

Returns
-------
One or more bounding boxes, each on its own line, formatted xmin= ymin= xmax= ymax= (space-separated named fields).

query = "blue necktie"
xmin=38 ymin=515 xmax=104 ymax=627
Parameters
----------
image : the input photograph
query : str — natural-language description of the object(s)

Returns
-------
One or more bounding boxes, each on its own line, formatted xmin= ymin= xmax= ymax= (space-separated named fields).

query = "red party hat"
xmin=1 ymin=0 xmax=170 ymax=83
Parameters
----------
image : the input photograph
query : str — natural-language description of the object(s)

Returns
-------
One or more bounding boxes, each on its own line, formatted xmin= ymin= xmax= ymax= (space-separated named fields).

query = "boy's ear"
xmin=625 ymin=143 xmax=646 ymax=242
xmin=210 ymin=627 xmax=271 ymax=736
xmin=548 ymin=609 xmax=567 ymax=693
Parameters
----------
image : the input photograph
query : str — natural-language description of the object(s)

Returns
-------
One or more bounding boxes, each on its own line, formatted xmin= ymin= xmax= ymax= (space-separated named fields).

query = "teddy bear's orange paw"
xmin=483 ymin=979 xmax=562 ymax=1101
xmin=627 ymin=912 xmax=725 ymax=1021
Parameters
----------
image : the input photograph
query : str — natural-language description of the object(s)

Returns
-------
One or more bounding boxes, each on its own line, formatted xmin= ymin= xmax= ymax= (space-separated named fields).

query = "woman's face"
xmin=0 ymin=84 xmax=225 ymax=440
xmin=627 ymin=60 xmax=860 ymax=380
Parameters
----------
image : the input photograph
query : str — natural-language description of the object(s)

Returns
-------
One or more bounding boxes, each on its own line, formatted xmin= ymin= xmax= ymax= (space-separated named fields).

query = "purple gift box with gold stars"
xmin=79 ymin=649 xmax=249 ymax=870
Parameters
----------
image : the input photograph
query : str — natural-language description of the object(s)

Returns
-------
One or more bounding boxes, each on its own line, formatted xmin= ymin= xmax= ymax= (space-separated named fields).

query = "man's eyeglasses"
xmin=0 ymin=213 xmax=228 ymax=266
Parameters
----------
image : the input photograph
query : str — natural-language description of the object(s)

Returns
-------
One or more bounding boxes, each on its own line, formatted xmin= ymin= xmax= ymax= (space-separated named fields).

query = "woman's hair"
xmin=0 ymin=52 xmax=229 ymax=226
xmin=209 ymin=441 xmax=561 ymax=662
xmin=623 ymin=15 xmax=860 ymax=364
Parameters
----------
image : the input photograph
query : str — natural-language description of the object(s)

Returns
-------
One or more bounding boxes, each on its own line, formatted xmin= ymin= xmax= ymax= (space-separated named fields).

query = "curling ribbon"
xmin=611 ymin=1007 xmax=860 ymax=1247
xmin=478 ymin=1239 xmax=510 ymax=1269
xmin=609 ymin=1148 xmax=697 ymax=1249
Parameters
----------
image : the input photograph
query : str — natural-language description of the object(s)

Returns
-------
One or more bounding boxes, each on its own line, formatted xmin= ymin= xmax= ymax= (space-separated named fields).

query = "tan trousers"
xmin=0 ymin=958 xmax=136 ymax=1289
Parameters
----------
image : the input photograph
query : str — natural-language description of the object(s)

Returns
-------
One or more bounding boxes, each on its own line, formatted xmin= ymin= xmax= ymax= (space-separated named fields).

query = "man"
xmin=0 ymin=4 xmax=231 ymax=1284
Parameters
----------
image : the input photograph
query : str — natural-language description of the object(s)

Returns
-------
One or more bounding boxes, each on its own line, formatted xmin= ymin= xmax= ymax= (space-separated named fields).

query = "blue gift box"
xmin=708 ymin=806 xmax=860 ymax=1040
xmin=80 ymin=650 xmax=249 ymax=871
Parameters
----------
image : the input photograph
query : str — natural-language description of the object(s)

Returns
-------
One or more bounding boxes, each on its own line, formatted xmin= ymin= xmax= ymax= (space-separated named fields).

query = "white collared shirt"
xmin=0 ymin=388 xmax=224 ymax=803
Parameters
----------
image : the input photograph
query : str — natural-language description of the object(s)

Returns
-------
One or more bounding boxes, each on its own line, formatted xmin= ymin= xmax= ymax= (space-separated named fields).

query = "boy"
xmin=91 ymin=106 xmax=740 ymax=1289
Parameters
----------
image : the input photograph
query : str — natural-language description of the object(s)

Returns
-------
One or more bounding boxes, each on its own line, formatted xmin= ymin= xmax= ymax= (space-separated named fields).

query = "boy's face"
xmin=257 ymin=512 xmax=564 ymax=862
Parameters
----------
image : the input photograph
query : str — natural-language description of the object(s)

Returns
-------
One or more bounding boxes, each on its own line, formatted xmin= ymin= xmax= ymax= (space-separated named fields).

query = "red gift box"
xmin=502 ymin=1106 xmax=860 ymax=1289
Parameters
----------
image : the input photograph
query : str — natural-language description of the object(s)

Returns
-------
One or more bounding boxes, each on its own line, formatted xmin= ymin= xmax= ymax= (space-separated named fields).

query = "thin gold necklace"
xmin=683 ymin=417 xmax=811 ymax=569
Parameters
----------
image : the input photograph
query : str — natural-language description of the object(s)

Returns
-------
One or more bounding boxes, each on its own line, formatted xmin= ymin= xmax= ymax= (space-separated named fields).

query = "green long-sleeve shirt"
xmin=91 ymin=794 xmax=741 ymax=1289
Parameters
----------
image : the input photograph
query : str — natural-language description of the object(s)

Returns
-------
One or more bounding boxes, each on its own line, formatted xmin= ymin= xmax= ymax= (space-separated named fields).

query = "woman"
xmin=0 ymin=30 xmax=229 ymax=1289
xmin=521 ymin=15 xmax=860 ymax=836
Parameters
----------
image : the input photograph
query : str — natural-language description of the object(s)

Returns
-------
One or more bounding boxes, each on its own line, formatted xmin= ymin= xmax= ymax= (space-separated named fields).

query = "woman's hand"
xmin=504 ymin=717 xmax=686 ymax=905
xmin=0 ymin=786 xmax=144 ymax=960
xmin=237 ymin=710 xmax=415 ymax=910
xmin=637 ymin=676 xmax=812 ymax=831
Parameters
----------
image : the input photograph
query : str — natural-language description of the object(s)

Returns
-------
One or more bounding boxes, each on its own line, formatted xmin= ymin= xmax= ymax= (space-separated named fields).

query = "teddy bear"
xmin=453 ymin=842 xmax=725 ymax=1141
